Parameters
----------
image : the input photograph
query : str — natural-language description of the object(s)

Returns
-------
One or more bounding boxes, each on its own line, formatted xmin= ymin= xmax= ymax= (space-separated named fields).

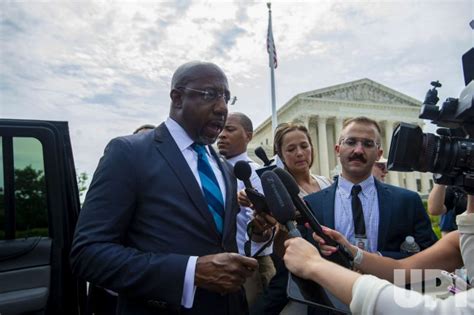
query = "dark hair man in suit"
xmin=70 ymin=61 xmax=258 ymax=315
xmin=304 ymin=117 xmax=437 ymax=260
xmin=217 ymin=112 xmax=276 ymax=306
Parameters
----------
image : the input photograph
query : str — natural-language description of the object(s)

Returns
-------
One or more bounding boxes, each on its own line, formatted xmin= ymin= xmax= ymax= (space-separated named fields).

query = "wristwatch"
xmin=353 ymin=246 xmax=364 ymax=266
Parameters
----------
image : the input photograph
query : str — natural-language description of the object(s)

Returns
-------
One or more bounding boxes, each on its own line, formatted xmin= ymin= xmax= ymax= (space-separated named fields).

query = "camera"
xmin=388 ymin=47 xmax=474 ymax=193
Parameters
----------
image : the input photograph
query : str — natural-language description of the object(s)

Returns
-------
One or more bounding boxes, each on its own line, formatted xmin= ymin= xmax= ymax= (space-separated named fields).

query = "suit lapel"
xmin=154 ymin=123 xmax=221 ymax=238
xmin=209 ymin=147 xmax=235 ymax=241
xmin=324 ymin=183 xmax=337 ymax=229
xmin=376 ymin=180 xmax=392 ymax=250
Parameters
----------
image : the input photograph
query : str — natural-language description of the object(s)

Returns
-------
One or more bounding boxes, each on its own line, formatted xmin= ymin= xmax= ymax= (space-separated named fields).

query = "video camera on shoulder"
xmin=388 ymin=46 xmax=474 ymax=193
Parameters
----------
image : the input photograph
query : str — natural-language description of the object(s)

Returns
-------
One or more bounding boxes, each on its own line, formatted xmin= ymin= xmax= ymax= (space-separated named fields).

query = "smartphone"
xmin=287 ymin=273 xmax=350 ymax=314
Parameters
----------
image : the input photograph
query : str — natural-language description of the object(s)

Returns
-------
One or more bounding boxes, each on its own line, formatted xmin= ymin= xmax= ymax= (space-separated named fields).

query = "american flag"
xmin=267 ymin=5 xmax=277 ymax=69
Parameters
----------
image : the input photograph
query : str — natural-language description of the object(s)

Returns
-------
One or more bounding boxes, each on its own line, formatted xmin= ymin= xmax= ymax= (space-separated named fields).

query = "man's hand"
xmin=238 ymin=190 xmax=252 ymax=208
xmin=195 ymin=253 xmax=258 ymax=293
xmin=251 ymin=212 xmax=290 ymax=257
xmin=248 ymin=212 xmax=277 ymax=242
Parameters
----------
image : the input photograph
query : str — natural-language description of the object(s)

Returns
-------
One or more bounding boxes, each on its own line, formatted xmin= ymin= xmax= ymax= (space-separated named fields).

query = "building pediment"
xmin=302 ymin=78 xmax=421 ymax=107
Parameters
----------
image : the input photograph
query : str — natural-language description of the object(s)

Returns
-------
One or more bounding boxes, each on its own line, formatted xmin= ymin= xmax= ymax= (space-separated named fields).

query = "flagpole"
xmin=267 ymin=2 xmax=277 ymax=136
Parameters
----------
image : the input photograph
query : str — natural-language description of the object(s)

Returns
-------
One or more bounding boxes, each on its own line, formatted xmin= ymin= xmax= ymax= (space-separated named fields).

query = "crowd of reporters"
xmin=71 ymin=60 xmax=472 ymax=315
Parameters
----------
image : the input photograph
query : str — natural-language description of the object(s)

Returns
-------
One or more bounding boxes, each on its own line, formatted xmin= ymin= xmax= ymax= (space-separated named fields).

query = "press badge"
xmin=354 ymin=235 xmax=368 ymax=250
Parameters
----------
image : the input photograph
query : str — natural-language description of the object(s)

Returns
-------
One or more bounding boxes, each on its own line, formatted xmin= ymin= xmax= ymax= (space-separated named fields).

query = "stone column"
xmin=398 ymin=173 xmax=406 ymax=189
xmin=421 ymin=173 xmax=431 ymax=194
xmin=406 ymin=172 xmax=417 ymax=192
xmin=296 ymin=116 xmax=310 ymax=129
xmin=334 ymin=117 xmax=343 ymax=168
xmin=309 ymin=118 xmax=321 ymax=175
xmin=384 ymin=121 xmax=394 ymax=153
xmin=317 ymin=116 xmax=330 ymax=178
xmin=384 ymin=121 xmax=400 ymax=186
xmin=334 ymin=117 xmax=343 ymax=144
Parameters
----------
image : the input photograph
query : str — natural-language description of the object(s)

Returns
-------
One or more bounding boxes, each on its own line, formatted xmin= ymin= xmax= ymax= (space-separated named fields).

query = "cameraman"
xmin=428 ymin=184 xmax=467 ymax=236
xmin=283 ymin=195 xmax=474 ymax=313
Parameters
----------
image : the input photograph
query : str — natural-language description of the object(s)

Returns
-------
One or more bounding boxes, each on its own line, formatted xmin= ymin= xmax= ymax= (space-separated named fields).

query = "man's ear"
xmin=245 ymin=131 xmax=253 ymax=144
xmin=335 ymin=144 xmax=341 ymax=158
xmin=377 ymin=148 xmax=384 ymax=161
xmin=170 ymin=89 xmax=183 ymax=109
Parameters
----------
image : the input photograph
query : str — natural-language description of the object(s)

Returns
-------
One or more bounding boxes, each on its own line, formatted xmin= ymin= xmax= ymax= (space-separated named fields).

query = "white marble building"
xmin=249 ymin=78 xmax=433 ymax=194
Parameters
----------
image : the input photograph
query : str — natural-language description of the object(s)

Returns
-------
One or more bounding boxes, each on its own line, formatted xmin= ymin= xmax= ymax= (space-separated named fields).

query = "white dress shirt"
xmin=164 ymin=117 xmax=227 ymax=308
xmin=227 ymin=152 xmax=272 ymax=256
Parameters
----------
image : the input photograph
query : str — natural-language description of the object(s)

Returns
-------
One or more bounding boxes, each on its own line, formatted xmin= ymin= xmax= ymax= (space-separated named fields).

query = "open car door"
xmin=0 ymin=119 xmax=86 ymax=315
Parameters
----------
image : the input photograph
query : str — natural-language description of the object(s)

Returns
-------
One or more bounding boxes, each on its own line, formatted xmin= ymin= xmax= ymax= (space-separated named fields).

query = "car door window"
xmin=0 ymin=136 xmax=48 ymax=240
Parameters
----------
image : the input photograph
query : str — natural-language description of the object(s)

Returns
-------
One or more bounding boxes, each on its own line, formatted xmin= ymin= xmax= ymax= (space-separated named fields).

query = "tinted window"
xmin=0 ymin=138 xmax=3 ymax=240
xmin=0 ymin=137 xmax=48 ymax=240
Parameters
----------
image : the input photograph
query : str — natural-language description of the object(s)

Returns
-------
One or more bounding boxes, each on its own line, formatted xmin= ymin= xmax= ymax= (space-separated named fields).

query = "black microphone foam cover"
xmin=234 ymin=160 xmax=252 ymax=182
xmin=261 ymin=171 xmax=295 ymax=224
xmin=255 ymin=146 xmax=271 ymax=165
xmin=273 ymin=167 xmax=300 ymax=197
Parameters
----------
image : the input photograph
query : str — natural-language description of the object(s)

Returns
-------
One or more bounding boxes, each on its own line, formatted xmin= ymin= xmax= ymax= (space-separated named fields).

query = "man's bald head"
xmin=171 ymin=61 xmax=227 ymax=90
xmin=168 ymin=61 xmax=229 ymax=145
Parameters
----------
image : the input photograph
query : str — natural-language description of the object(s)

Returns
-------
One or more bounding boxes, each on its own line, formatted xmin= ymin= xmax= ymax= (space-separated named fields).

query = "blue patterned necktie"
xmin=192 ymin=143 xmax=225 ymax=234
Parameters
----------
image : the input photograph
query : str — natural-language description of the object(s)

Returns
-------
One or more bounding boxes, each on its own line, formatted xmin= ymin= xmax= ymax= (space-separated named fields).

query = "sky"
xmin=1 ymin=0 xmax=473 ymax=185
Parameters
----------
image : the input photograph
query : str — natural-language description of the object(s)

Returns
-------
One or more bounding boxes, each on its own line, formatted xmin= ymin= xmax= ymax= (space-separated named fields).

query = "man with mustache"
xmin=304 ymin=117 xmax=437 ymax=259
xmin=70 ymin=61 xmax=258 ymax=315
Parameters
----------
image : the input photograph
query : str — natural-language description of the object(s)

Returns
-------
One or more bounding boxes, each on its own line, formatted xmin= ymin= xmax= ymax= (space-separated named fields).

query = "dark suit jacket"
xmin=70 ymin=123 xmax=246 ymax=314
xmin=304 ymin=178 xmax=438 ymax=259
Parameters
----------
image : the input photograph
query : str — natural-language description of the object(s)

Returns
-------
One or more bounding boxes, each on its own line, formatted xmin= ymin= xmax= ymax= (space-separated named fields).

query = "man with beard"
xmin=70 ymin=61 xmax=258 ymax=315
xmin=304 ymin=117 xmax=437 ymax=259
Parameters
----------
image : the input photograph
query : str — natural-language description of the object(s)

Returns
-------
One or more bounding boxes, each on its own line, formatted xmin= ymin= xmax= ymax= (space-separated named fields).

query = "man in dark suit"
xmin=304 ymin=117 xmax=437 ymax=259
xmin=217 ymin=112 xmax=276 ymax=307
xmin=70 ymin=61 xmax=258 ymax=315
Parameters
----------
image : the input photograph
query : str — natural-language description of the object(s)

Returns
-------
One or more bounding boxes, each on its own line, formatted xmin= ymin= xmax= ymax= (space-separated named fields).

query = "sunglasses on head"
xmin=375 ymin=163 xmax=387 ymax=171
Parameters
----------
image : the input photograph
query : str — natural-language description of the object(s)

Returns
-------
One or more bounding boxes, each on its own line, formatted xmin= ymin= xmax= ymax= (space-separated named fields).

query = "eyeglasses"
xmin=178 ymin=87 xmax=236 ymax=105
xmin=340 ymin=137 xmax=379 ymax=149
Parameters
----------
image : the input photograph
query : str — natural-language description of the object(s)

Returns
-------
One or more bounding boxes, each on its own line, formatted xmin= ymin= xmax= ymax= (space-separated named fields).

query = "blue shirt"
xmin=334 ymin=175 xmax=380 ymax=252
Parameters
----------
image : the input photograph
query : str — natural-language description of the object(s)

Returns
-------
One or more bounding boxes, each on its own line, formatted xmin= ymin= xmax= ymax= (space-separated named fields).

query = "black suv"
xmin=0 ymin=119 xmax=86 ymax=314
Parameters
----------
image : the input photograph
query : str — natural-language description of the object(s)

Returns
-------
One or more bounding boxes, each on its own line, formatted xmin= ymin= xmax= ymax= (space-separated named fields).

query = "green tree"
xmin=77 ymin=171 xmax=89 ymax=203
xmin=14 ymin=165 xmax=48 ymax=233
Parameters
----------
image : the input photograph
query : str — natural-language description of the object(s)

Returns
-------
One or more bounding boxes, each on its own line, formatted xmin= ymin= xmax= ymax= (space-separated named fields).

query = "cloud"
xmin=212 ymin=25 xmax=246 ymax=57
xmin=1 ymin=0 xmax=471 ymax=182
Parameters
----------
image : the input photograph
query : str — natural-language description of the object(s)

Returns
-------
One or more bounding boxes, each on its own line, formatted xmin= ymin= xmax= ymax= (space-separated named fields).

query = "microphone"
xmin=260 ymin=171 xmax=301 ymax=238
xmin=254 ymin=147 xmax=277 ymax=177
xmin=262 ymin=171 xmax=351 ymax=313
xmin=255 ymin=146 xmax=274 ymax=166
xmin=233 ymin=161 xmax=269 ymax=214
xmin=273 ymin=167 xmax=353 ymax=269
xmin=234 ymin=160 xmax=253 ymax=189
